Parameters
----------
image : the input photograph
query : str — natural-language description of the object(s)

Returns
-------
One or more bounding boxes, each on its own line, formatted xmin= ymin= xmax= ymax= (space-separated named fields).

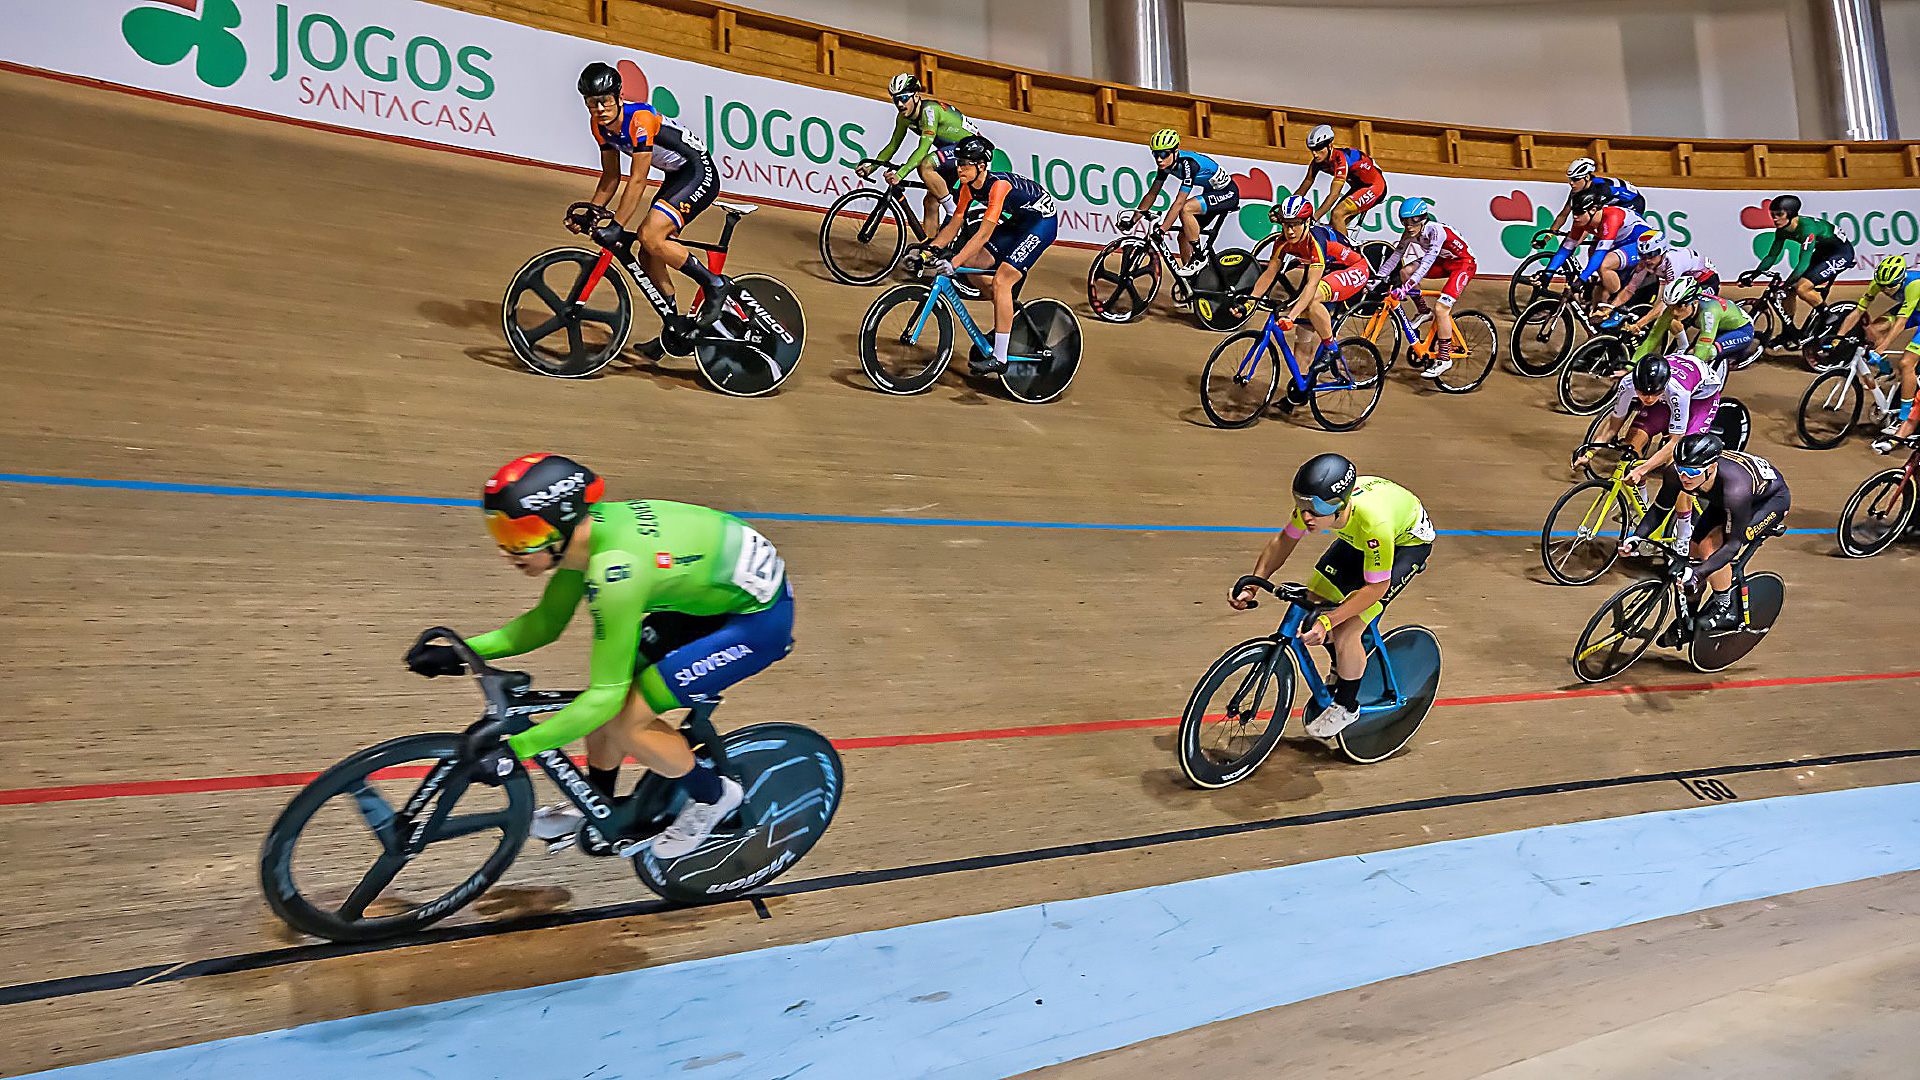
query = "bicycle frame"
xmin=1236 ymin=312 xmax=1354 ymax=394
xmin=1359 ymin=290 xmax=1477 ymax=364
xmin=902 ymin=269 xmax=1024 ymax=359
xmin=1244 ymin=601 xmax=1408 ymax=717
xmin=1831 ymin=349 xmax=1900 ymax=418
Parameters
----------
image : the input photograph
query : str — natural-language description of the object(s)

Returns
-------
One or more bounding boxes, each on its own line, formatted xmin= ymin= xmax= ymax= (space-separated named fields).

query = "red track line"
xmin=4 ymin=668 xmax=1915 ymax=807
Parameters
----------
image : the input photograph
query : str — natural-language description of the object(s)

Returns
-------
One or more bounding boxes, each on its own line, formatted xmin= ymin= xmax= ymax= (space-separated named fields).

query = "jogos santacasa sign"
xmin=7 ymin=0 xmax=1916 ymax=275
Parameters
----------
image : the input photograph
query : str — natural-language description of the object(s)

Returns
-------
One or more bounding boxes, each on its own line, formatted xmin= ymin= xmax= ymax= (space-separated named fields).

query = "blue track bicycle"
xmin=1199 ymin=301 xmax=1385 ymax=430
xmin=857 ymin=254 xmax=1081 ymax=403
xmin=1177 ymin=581 xmax=1441 ymax=785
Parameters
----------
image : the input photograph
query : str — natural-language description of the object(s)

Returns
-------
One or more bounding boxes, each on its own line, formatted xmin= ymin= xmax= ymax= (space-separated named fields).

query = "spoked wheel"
xmin=1795 ymin=369 xmax=1864 ymax=448
xmin=1200 ymin=330 xmax=1279 ymax=428
xmin=1581 ymin=413 xmax=1629 ymax=480
xmin=632 ymin=723 xmax=843 ymax=903
xmin=695 ymin=274 xmax=805 ymax=397
xmin=1690 ymin=572 xmax=1784 ymax=673
xmin=501 ymin=247 xmax=634 ymax=378
xmin=859 ymin=283 xmax=952 ymax=395
xmin=1176 ymin=639 xmax=1296 ymax=788
xmin=1001 ymin=299 xmax=1082 ymax=403
xmin=1838 ymin=469 xmax=1917 ymax=557
xmin=819 ymin=188 xmax=906 ymax=286
xmin=1337 ymin=625 xmax=1441 ymax=764
xmin=1430 ymin=309 xmax=1499 ymax=394
xmin=260 ymin=733 xmax=534 ymax=943
xmin=1737 ymin=297 xmax=1781 ymax=352
xmin=1510 ymin=297 xmax=1577 ymax=377
xmin=1087 ymin=236 xmax=1161 ymax=323
xmin=1541 ymin=479 xmax=1629 ymax=585
xmin=1558 ymin=335 xmax=1629 ymax=415
xmin=1506 ymin=252 xmax=1556 ymax=316
xmin=1190 ymin=249 xmax=1258 ymax=332
xmin=1308 ymin=337 xmax=1385 ymax=431
xmin=1571 ymin=578 xmax=1670 ymax=683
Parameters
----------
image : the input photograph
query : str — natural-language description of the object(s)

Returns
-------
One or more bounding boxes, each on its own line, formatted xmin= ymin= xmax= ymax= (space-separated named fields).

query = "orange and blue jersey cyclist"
xmin=926 ymin=135 xmax=1059 ymax=374
xmin=1249 ymin=195 xmax=1371 ymax=364
xmin=1299 ymin=124 xmax=1388 ymax=237
xmin=1370 ymin=197 xmax=1475 ymax=379
xmin=570 ymin=62 xmax=730 ymax=349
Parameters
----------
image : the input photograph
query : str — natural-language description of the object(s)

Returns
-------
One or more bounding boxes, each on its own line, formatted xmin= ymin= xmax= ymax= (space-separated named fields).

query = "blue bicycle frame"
xmin=904 ymin=268 xmax=1006 ymax=358
xmin=1234 ymin=311 xmax=1363 ymax=397
xmin=1272 ymin=600 xmax=1408 ymax=717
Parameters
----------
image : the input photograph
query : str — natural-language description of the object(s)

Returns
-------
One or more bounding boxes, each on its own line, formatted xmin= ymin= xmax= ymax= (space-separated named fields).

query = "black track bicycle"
xmin=1838 ymin=435 xmax=1920 ymax=557
xmin=259 ymin=629 xmax=843 ymax=943
xmin=1735 ymin=271 xmax=1856 ymax=372
xmin=1570 ymin=541 xmax=1784 ymax=682
xmin=818 ymin=160 xmax=983 ymax=301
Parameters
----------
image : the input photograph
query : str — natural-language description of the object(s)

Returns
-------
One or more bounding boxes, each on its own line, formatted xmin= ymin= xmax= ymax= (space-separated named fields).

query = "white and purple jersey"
xmin=1611 ymin=353 xmax=1723 ymax=441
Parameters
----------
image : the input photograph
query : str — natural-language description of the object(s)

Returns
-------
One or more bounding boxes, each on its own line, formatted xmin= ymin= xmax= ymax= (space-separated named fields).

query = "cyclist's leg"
xmin=917 ymin=148 xmax=955 ymax=235
xmin=640 ymin=158 xmax=725 ymax=320
xmin=1338 ymin=180 xmax=1385 ymax=237
xmin=1424 ymin=257 xmax=1473 ymax=370
xmin=1306 ymin=540 xmax=1431 ymax=719
xmin=1315 ymin=264 xmax=1369 ymax=347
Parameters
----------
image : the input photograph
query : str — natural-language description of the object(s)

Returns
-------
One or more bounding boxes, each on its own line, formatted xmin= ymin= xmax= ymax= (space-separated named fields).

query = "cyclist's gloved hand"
xmin=1230 ymin=574 xmax=1272 ymax=609
xmin=469 ymin=744 xmax=517 ymax=786
xmin=1274 ymin=317 xmax=1295 ymax=333
xmin=590 ymin=219 xmax=627 ymax=250
xmin=405 ymin=641 xmax=466 ymax=678
xmin=931 ymin=258 xmax=956 ymax=277
xmin=1676 ymin=561 xmax=1698 ymax=589
xmin=1619 ymin=535 xmax=1644 ymax=558
xmin=1116 ymin=209 xmax=1137 ymax=229
xmin=854 ymin=161 xmax=875 ymax=180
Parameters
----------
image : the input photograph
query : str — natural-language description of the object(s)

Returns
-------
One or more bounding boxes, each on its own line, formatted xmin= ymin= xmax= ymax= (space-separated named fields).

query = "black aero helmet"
xmin=1674 ymin=432 xmax=1724 ymax=471
xmin=484 ymin=453 xmax=604 ymax=555
xmin=1770 ymin=193 xmax=1801 ymax=218
xmin=1632 ymin=355 xmax=1671 ymax=396
xmin=1569 ymin=188 xmax=1605 ymax=215
xmin=1293 ymin=453 xmax=1357 ymax=515
xmin=578 ymin=62 xmax=621 ymax=99
xmin=954 ymin=135 xmax=994 ymax=166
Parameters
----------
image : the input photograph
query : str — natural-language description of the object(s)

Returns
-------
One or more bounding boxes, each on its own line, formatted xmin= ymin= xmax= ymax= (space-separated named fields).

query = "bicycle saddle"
xmin=717 ymin=202 xmax=757 ymax=217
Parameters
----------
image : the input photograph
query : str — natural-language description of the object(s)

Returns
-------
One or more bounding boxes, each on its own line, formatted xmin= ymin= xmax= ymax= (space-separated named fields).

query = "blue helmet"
xmin=1399 ymin=197 xmax=1433 ymax=226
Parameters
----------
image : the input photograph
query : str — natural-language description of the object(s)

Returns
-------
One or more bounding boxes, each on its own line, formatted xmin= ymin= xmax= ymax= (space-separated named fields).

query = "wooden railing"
xmin=435 ymin=0 xmax=1920 ymax=188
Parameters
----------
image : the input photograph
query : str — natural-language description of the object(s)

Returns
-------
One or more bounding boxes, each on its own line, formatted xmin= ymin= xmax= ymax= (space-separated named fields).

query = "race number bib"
xmin=730 ymin=525 xmax=785 ymax=603
xmin=1411 ymin=505 xmax=1436 ymax=543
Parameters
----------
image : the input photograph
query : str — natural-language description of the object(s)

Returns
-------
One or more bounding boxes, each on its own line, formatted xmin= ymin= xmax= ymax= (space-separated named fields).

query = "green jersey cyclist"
xmin=1738 ymin=193 xmax=1856 ymax=347
xmin=857 ymin=73 xmax=982 ymax=235
xmin=402 ymin=454 xmax=795 ymax=858
xmin=1833 ymin=256 xmax=1920 ymax=453
xmin=1629 ymin=276 xmax=1757 ymax=379
xmin=1229 ymin=454 xmax=1435 ymax=738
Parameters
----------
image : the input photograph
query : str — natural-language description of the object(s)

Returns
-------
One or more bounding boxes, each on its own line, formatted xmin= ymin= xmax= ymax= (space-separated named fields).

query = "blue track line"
xmin=0 ymin=472 xmax=1825 ymax=536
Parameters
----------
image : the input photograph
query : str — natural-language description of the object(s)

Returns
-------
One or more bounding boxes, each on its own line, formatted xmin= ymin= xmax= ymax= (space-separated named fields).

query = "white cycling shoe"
xmin=529 ymin=805 xmax=585 ymax=842
xmin=1420 ymin=357 xmax=1453 ymax=379
xmin=1305 ymin=702 xmax=1361 ymax=739
xmin=651 ymin=776 xmax=745 ymax=859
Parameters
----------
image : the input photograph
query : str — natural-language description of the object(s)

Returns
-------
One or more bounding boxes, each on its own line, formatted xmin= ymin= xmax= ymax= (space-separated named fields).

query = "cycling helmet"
xmin=954 ymin=135 xmax=993 ymax=166
xmin=888 ymin=73 xmax=921 ymax=100
xmin=577 ymin=62 xmax=621 ymax=99
xmin=1637 ymin=230 xmax=1669 ymax=258
xmin=1306 ymin=124 xmax=1336 ymax=151
xmin=1632 ymin=355 xmax=1671 ymax=397
xmin=1674 ymin=432 xmax=1724 ymax=471
xmin=1876 ymin=254 xmax=1909 ymax=288
xmin=1770 ymin=194 xmax=1801 ymax=218
xmin=1569 ymin=188 xmax=1605 ymax=215
xmin=1660 ymin=275 xmax=1702 ymax=308
xmin=1150 ymin=128 xmax=1181 ymax=153
xmin=1398 ymin=197 xmax=1433 ymax=226
xmin=484 ymin=454 xmax=604 ymax=555
xmin=1567 ymin=157 xmax=1598 ymax=181
xmin=1271 ymin=195 xmax=1313 ymax=223
xmin=1293 ymin=453 xmax=1358 ymax=516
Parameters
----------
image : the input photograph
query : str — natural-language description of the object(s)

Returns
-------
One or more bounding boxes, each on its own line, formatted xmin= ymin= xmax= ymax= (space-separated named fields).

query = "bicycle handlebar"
xmin=409 ymin=627 xmax=533 ymax=732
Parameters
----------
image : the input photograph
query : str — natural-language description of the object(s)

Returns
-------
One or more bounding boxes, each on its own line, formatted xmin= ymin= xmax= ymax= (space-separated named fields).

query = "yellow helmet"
xmin=1877 ymin=255 xmax=1909 ymax=288
xmin=1149 ymin=129 xmax=1180 ymax=153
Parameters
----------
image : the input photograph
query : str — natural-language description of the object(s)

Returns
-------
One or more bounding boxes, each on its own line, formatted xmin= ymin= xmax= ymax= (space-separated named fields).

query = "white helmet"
xmin=1306 ymin=124 xmax=1336 ymax=151
xmin=1661 ymin=275 xmax=1703 ymax=307
xmin=1637 ymin=230 xmax=1668 ymax=258
xmin=1567 ymin=157 xmax=1598 ymax=181
xmin=888 ymin=73 xmax=921 ymax=100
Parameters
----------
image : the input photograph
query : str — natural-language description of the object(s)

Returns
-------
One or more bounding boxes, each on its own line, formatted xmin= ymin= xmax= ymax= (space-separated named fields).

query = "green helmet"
xmin=1149 ymin=129 xmax=1180 ymax=153
xmin=1877 ymin=255 xmax=1909 ymax=288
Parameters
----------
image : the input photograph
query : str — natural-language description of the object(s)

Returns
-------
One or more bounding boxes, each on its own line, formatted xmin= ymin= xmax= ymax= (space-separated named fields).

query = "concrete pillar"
xmin=1808 ymin=0 xmax=1899 ymax=139
xmin=1099 ymin=0 xmax=1188 ymax=93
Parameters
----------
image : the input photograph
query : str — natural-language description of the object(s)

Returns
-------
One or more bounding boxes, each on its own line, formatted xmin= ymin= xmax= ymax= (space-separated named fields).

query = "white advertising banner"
xmin=6 ymin=0 xmax=1918 ymax=276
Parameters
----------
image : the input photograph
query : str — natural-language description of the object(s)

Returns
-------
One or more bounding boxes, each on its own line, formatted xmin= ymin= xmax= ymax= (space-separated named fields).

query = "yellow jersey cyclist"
xmin=1229 ymin=455 xmax=1434 ymax=739
xmin=926 ymin=135 xmax=1058 ymax=374
xmin=1738 ymin=193 xmax=1857 ymax=346
xmin=1834 ymin=256 xmax=1920 ymax=453
xmin=1117 ymin=129 xmax=1242 ymax=271
xmin=572 ymin=62 xmax=730 ymax=356
xmin=402 ymin=454 xmax=795 ymax=858
xmin=857 ymin=74 xmax=982 ymax=235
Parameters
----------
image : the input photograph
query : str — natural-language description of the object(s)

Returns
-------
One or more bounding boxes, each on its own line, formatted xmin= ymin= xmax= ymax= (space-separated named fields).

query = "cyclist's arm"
xmin=1285 ymin=255 xmax=1327 ymax=322
xmin=1695 ymin=474 xmax=1756 ymax=579
xmin=612 ymin=148 xmax=655 ymax=225
xmin=950 ymin=180 xmax=1008 ymax=266
xmin=1575 ymin=213 xmax=1621 ymax=283
xmin=504 ymin=551 xmax=648 ymax=759
xmin=1404 ymin=224 xmax=1444 ymax=284
xmin=1755 ymin=229 xmax=1787 ymax=273
xmin=1249 ymin=525 xmax=1305 ymax=580
xmin=1545 ymin=221 xmax=1585 ymax=275
xmin=1311 ymin=159 xmax=1348 ymax=220
xmin=467 ymin=569 xmax=587 ymax=661
xmin=897 ymin=104 xmax=940 ymax=171
xmin=874 ymin=112 xmax=910 ymax=165
xmin=590 ymin=146 xmax=622 ymax=206
xmin=1131 ymin=171 xmax=1168 ymax=215
xmin=929 ymin=187 xmax=974 ymax=248
xmin=1628 ymin=315 xmax=1668 ymax=362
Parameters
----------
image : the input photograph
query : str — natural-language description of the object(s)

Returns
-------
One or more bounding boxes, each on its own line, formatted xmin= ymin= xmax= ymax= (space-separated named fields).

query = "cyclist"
xmin=571 ymin=62 xmax=729 ymax=351
xmin=1367 ymin=197 xmax=1475 ymax=379
xmin=402 ymin=454 xmax=794 ymax=857
xmin=1298 ymin=124 xmax=1388 ymax=238
xmin=1625 ymin=433 xmax=1790 ymax=636
xmin=1551 ymin=157 xmax=1646 ymax=231
xmin=1546 ymin=188 xmax=1651 ymax=302
xmin=857 ymin=74 xmax=981 ymax=236
xmin=1247 ymin=195 xmax=1372 ymax=368
xmin=1613 ymin=231 xmax=1720 ymax=334
xmin=1228 ymin=454 xmax=1434 ymax=738
xmin=1833 ymin=256 xmax=1920 ymax=453
xmin=1739 ymin=194 xmax=1856 ymax=346
xmin=1118 ymin=128 xmax=1241 ymax=270
xmin=1577 ymin=351 xmax=1725 ymax=484
xmin=927 ymin=135 xmax=1058 ymax=374
xmin=1628 ymin=277 xmax=1757 ymax=381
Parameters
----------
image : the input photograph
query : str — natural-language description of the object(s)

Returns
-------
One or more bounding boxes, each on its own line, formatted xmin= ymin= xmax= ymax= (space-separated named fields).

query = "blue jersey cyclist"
xmin=1118 ymin=129 xmax=1241 ymax=270
xmin=571 ymin=63 xmax=731 ymax=353
xmin=1552 ymin=157 xmax=1646 ymax=229
xmin=927 ymin=135 xmax=1058 ymax=374
xmin=403 ymin=454 xmax=796 ymax=857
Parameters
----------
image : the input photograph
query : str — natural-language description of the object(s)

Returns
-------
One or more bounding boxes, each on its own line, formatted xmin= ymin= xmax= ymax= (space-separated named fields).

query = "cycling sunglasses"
xmin=1296 ymin=494 xmax=1346 ymax=517
xmin=1675 ymin=464 xmax=1710 ymax=480
xmin=486 ymin=510 xmax=562 ymax=555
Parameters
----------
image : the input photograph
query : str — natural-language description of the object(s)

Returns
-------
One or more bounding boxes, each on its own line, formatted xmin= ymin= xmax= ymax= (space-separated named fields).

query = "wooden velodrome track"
xmin=2 ymin=69 xmax=1918 ymax=1077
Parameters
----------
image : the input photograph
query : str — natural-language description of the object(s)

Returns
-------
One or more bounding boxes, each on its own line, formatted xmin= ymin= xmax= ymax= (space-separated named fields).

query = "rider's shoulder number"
xmin=730 ymin=525 xmax=785 ymax=604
